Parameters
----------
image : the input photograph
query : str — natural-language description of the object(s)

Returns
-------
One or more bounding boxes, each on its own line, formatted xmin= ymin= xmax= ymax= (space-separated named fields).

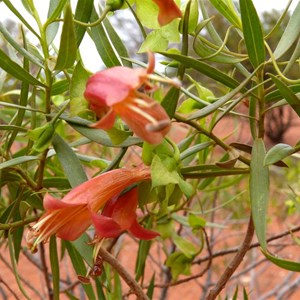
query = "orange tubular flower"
xmin=84 ymin=53 xmax=174 ymax=145
xmin=92 ymin=188 xmax=159 ymax=240
xmin=27 ymin=167 xmax=158 ymax=250
xmin=152 ymin=0 xmax=182 ymax=26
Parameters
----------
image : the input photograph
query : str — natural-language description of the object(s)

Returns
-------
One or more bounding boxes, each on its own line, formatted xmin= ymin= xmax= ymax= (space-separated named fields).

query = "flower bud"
xmin=106 ymin=0 xmax=124 ymax=11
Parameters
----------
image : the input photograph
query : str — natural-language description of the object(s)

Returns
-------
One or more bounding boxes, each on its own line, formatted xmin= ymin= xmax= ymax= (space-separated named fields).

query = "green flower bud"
xmin=28 ymin=122 xmax=56 ymax=153
xmin=106 ymin=0 xmax=124 ymax=11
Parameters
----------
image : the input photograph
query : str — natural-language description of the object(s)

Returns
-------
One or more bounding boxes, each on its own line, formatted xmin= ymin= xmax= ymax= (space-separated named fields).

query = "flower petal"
xmin=90 ymin=108 xmax=116 ymax=130
xmin=84 ymin=67 xmax=146 ymax=107
xmin=114 ymin=96 xmax=170 ymax=144
xmin=92 ymin=213 xmax=123 ymax=238
xmin=129 ymin=219 xmax=160 ymax=240
xmin=152 ymin=0 xmax=182 ymax=26
xmin=55 ymin=206 xmax=92 ymax=240
xmin=110 ymin=188 xmax=139 ymax=230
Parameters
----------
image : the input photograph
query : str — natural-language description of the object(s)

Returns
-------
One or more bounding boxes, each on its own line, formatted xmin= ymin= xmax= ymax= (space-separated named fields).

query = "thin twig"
xmin=98 ymin=247 xmax=149 ymax=300
xmin=0 ymin=275 xmax=20 ymax=299
xmin=39 ymin=243 xmax=53 ymax=300
xmin=194 ymin=224 xmax=300 ymax=265
xmin=206 ymin=215 xmax=254 ymax=300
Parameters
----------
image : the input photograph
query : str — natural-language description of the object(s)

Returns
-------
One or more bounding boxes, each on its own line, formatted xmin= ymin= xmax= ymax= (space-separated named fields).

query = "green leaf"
xmin=0 ymin=23 xmax=43 ymax=68
xmin=74 ymin=0 xmax=93 ymax=46
xmin=188 ymin=214 xmax=206 ymax=229
xmin=55 ymin=4 xmax=77 ymax=70
xmin=161 ymin=87 xmax=180 ymax=118
xmin=52 ymin=134 xmax=88 ymax=188
xmin=0 ymin=156 xmax=39 ymax=170
xmin=65 ymin=117 xmax=142 ymax=147
xmin=52 ymin=79 xmax=69 ymax=95
xmin=50 ymin=237 xmax=60 ymax=300
xmin=46 ymin=0 xmax=67 ymax=45
xmin=269 ymin=74 xmax=300 ymax=117
xmin=209 ymin=0 xmax=242 ymax=29
xmin=180 ymin=142 xmax=213 ymax=160
xmin=2 ymin=0 xmax=39 ymax=38
xmin=239 ymin=0 xmax=265 ymax=68
xmin=136 ymin=0 xmax=160 ymax=29
xmin=139 ymin=30 xmax=169 ymax=52
xmin=274 ymin=1 xmax=300 ymax=59
xmin=146 ymin=274 xmax=155 ymax=299
xmin=262 ymin=248 xmax=300 ymax=272
xmin=265 ymin=84 xmax=300 ymax=103
xmin=160 ymin=52 xmax=240 ymax=89
xmin=103 ymin=17 xmax=132 ymax=67
xmin=70 ymin=60 xmax=91 ymax=116
xmin=71 ymin=234 xmax=94 ymax=267
xmin=8 ymin=232 xmax=31 ymax=300
xmin=135 ymin=238 xmax=152 ymax=280
xmin=165 ymin=252 xmax=192 ymax=280
xmin=250 ymin=139 xmax=269 ymax=250
xmin=264 ymin=143 xmax=294 ymax=166
xmin=187 ymin=68 xmax=256 ymax=120
xmin=173 ymin=235 xmax=197 ymax=258
xmin=65 ymin=241 xmax=96 ymax=299
xmin=0 ymin=49 xmax=45 ymax=86
xmin=89 ymin=7 xmax=121 ymax=67
xmin=151 ymin=155 xmax=180 ymax=188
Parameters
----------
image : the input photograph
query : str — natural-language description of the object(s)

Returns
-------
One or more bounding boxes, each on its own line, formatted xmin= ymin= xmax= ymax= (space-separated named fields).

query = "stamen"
xmin=126 ymin=103 xmax=159 ymax=125
xmin=147 ymin=74 xmax=182 ymax=88
xmin=145 ymin=119 xmax=171 ymax=132
xmin=132 ymin=97 xmax=157 ymax=108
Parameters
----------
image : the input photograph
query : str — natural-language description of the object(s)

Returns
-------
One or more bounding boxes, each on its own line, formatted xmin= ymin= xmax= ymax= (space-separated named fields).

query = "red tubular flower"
xmin=152 ymin=0 xmax=182 ymax=26
xmin=84 ymin=53 xmax=174 ymax=145
xmin=27 ymin=167 xmax=157 ymax=249
xmin=92 ymin=188 xmax=159 ymax=240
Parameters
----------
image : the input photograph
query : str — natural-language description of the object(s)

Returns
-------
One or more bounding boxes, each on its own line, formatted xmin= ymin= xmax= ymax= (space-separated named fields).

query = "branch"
xmin=98 ymin=247 xmax=149 ymax=300
xmin=206 ymin=215 xmax=254 ymax=300
xmin=194 ymin=224 xmax=300 ymax=265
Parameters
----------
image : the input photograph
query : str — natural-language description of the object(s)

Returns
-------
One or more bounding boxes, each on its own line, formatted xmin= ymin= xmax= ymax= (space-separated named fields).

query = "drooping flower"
xmin=92 ymin=188 xmax=159 ymax=240
xmin=84 ymin=53 xmax=178 ymax=145
xmin=152 ymin=0 xmax=182 ymax=26
xmin=27 ymin=167 xmax=158 ymax=250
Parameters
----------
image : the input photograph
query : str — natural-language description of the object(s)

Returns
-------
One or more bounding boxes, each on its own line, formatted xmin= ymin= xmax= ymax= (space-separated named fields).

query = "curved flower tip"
xmin=92 ymin=188 xmax=159 ymax=240
xmin=26 ymin=167 xmax=152 ymax=250
xmin=84 ymin=53 xmax=173 ymax=144
xmin=152 ymin=0 xmax=182 ymax=26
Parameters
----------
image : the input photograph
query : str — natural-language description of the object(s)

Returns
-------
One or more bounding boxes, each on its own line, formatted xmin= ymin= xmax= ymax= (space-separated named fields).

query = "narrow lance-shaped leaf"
xmin=274 ymin=1 xmax=300 ymax=59
xmin=0 ymin=23 xmax=43 ymax=68
xmin=46 ymin=0 xmax=68 ymax=45
xmin=49 ymin=237 xmax=60 ymax=300
xmin=89 ymin=6 xmax=121 ymax=67
xmin=264 ymin=143 xmax=295 ymax=166
xmin=209 ymin=0 xmax=242 ymax=29
xmin=159 ymin=52 xmax=240 ymax=89
xmin=74 ymin=0 xmax=93 ymax=46
xmin=0 ymin=49 xmax=45 ymax=86
xmin=54 ymin=4 xmax=77 ymax=70
xmin=269 ymin=74 xmax=300 ymax=117
xmin=250 ymin=139 xmax=269 ymax=250
xmin=239 ymin=0 xmax=265 ymax=68
xmin=52 ymin=134 xmax=88 ymax=187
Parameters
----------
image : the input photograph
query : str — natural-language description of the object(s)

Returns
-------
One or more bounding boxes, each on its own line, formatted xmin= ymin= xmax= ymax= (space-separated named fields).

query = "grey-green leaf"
xmin=159 ymin=52 xmax=240 ymax=89
xmin=269 ymin=74 xmax=300 ymax=117
xmin=273 ymin=1 xmax=300 ymax=59
xmin=0 ymin=49 xmax=45 ymax=86
xmin=239 ymin=0 xmax=265 ymax=68
xmin=54 ymin=4 xmax=77 ymax=70
xmin=52 ymin=134 xmax=88 ymax=188
xmin=264 ymin=143 xmax=294 ymax=166
xmin=250 ymin=139 xmax=269 ymax=251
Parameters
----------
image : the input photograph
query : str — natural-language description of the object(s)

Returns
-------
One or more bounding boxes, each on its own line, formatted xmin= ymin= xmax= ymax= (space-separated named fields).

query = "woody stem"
xmin=98 ymin=248 xmax=149 ymax=300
